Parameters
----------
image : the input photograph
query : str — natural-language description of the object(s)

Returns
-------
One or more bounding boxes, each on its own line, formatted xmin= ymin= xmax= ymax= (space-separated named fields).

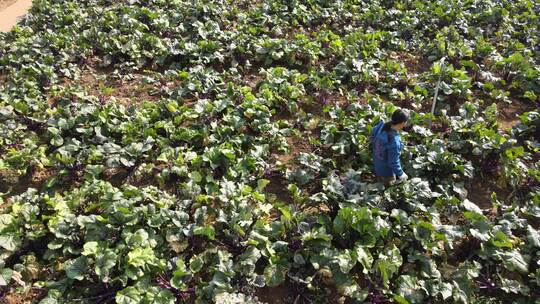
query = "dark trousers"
xmin=376 ymin=175 xmax=396 ymax=186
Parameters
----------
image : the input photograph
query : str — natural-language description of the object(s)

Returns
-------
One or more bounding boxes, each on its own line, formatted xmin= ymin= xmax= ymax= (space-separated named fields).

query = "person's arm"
xmin=387 ymin=139 xmax=405 ymax=178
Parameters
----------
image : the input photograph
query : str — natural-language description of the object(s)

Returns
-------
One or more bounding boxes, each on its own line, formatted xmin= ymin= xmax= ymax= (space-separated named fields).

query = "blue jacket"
xmin=371 ymin=121 xmax=404 ymax=177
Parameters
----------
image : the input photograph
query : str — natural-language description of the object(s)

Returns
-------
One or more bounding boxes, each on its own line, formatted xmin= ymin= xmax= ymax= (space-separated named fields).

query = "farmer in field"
xmin=371 ymin=109 xmax=409 ymax=185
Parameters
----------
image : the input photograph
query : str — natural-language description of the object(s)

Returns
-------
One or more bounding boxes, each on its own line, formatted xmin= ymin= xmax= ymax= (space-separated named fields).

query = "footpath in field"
xmin=0 ymin=0 xmax=32 ymax=32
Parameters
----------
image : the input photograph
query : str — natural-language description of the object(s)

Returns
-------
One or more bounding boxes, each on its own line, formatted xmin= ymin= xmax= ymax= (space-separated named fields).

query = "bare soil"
xmin=60 ymin=68 xmax=161 ymax=107
xmin=467 ymin=176 xmax=511 ymax=209
xmin=272 ymin=135 xmax=314 ymax=169
xmin=0 ymin=287 xmax=47 ymax=304
xmin=255 ymin=285 xmax=290 ymax=304
xmin=390 ymin=51 xmax=432 ymax=75
xmin=497 ymin=100 xmax=534 ymax=131
xmin=0 ymin=167 xmax=56 ymax=207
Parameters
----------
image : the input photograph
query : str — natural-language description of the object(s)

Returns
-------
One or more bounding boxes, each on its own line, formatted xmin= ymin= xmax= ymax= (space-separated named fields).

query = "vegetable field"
xmin=0 ymin=0 xmax=539 ymax=303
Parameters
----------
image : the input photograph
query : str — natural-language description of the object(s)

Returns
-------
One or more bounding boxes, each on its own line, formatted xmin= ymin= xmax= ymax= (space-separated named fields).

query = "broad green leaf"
xmin=171 ymin=259 xmax=189 ymax=289
xmin=374 ymin=245 xmax=403 ymax=288
xmin=96 ymin=249 xmax=117 ymax=282
xmin=499 ymin=277 xmax=530 ymax=295
xmin=0 ymin=235 xmax=21 ymax=251
xmin=256 ymin=179 xmax=270 ymax=191
xmin=65 ymin=256 xmax=88 ymax=281
xmin=293 ymin=253 xmax=305 ymax=265
xmin=189 ymin=254 xmax=204 ymax=273
xmin=526 ymin=225 xmax=540 ymax=248
xmin=143 ymin=289 xmax=175 ymax=304
xmin=462 ymin=199 xmax=482 ymax=214
xmin=490 ymin=231 xmax=513 ymax=249
xmin=452 ymin=281 xmax=469 ymax=304
xmin=264 ymin=264 xmax=287 ymax=287
xmin=236 ymin=246 xmax=261 ymax=274
xmin=395 ymin=275 xmax=425 ymax=303
xmin=82 ymin=241 xmax=99 ymax=256
xmin=335 ymin=278 xmax=361 ymax=297
xmin=210 ymin=271 xmax=230 ymax=289
xmin=394 ymin=295 xmax=410 ymax=304
xmin=500 ymin=250 xmax=529 ymax=274
xmin=413 ymin=221 xmax=435 ymax=241
xmin=354 ymin=245 xmax=373 ymax=274
xmin=193 ymin=225 xmax=216 ymax=240
xmin=166 ymin=101 xmax=178 ymax=113
xmin=116 ymin=286 xmax=143 ymax=304
xmin=0 ymin=214 xmax=15 ymax=230
xmin=0 ymin=268 xmax=12 ymax=286
xmin=432 ymin=282 xmax=453 ymax=300
xmin=128 ymin=247 xmax=155 ymax=268
xmin=190 ymin=171 xmax=203 ymax=183
xmin=334 ymin=250 xmax=355 ymax=274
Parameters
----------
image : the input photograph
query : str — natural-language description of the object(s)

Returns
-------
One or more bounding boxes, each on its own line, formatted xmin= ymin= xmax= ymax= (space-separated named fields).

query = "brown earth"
xmin=255 ymin=285 xmax=290 ymax=304
xmin=58 ymin=68 xmax=162 ymax=107
xmin=467 ymin=176 xmax=511 ymax=209
xmin=497 ymin=100 xmax=534 ymax=131
xmin=0 ymin=287 xmax=47 ymax=304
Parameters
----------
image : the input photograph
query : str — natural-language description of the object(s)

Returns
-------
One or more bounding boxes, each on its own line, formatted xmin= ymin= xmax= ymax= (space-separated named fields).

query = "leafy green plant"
xmin=0 ymin=0 xmax=539 ymax=303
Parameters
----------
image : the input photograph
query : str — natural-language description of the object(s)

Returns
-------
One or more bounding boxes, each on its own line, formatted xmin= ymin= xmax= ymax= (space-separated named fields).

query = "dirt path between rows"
xmin=0 ymin=0 xmax=32 ymax=32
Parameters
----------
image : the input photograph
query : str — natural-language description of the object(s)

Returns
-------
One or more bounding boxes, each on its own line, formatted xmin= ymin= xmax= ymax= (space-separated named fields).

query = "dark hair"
xmin=382 ymin=109 xmax=409 ymax=132
xmin=392 ymin=109 xmax=409 ymax=124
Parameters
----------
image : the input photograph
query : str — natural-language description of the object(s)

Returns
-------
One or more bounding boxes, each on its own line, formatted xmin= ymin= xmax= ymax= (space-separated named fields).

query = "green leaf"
xmin=193 ymin=225 xmax=215 ymax=240
xmin=82 ymin=241 xmax=99 ymax=256
xmin=128 ymin=247 xmax=155 ymax=268
xmin=0 ymin=214 xmax=15 ymax=230
xmin=0 ymin=268 xmax=13 ymax=286
xmin=171 ymin=259 xmax=189 ymax=289
xmin=394 ymin=295 xmax=410 ymax=304
xmin=293 ymin=253 xmax=305 ymax=265
xmin=499 ymin=277 xmax=530 ymax=295
xmin=96 ymin=249 xmax=117 ymax=282
xmin=116 ymin=286 xmax=143 ymax=304
xmin=189 ymin=254 xmax=204 ymax=273
xmin=256 ymin=179 xmax=270 ymax=191
xmin=264 ymin=264 xmax=287 ymax=287
xmin=413 ymin=221 xmax=435 ymax=241
xmin=143 ymin=289 xmax=175 ymax=304
xmin=277 ymin=206 xmax=293 ymax=222
xmin=354 ymin=245 xmax=373 ymax=274
xmin=395 ymin=275 xmax=425 ymax=304
xmin=65 ymin=256 xmax=88 ymax=281
xmin=0 ymin=235 xmax=21 ymax=251
xmin=500 ymin=250 xmax=529 ymax=274
xmin=335 ymin=277 xmax=361 ymax=297
xmin=490 ymin=231 xmax=513 ymax=248
xmin=432 ymin=282 xmax=453 ymax=300
xmin=210 ymin=271 xmax=231 ymax=289
xmin=526 ymin=225 xmax=540 ymax=248
xmin=190 ymin=171 xmax=203 ymax=183
xmin=453 ymin=183 xmax=468 ymax=199
xmin=334 ymin=250 xmax=355 ymax=274
xmin=333 ymin=209 xmax=349 ymax=235
xmin=373 ymin=245 xmax=402 ymax=288
xmin=166 ymin=101 xmax=178 ymax=113
xmin=462 ymin=199 xmax=482 ymax=214
xmin=236 ymin=246 xmax=261 ymax=274
xmin=451 ymin=281 xmax=469 ymax=304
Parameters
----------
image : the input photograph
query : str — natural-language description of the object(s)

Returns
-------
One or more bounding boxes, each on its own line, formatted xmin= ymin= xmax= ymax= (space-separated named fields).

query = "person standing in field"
xmin=371 ymin=109 xmax=409 ymax=185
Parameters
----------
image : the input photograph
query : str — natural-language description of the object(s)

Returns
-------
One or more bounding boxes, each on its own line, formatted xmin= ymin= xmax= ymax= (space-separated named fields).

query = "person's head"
xmin=390 ymin=109 xmax=409 ymax=131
